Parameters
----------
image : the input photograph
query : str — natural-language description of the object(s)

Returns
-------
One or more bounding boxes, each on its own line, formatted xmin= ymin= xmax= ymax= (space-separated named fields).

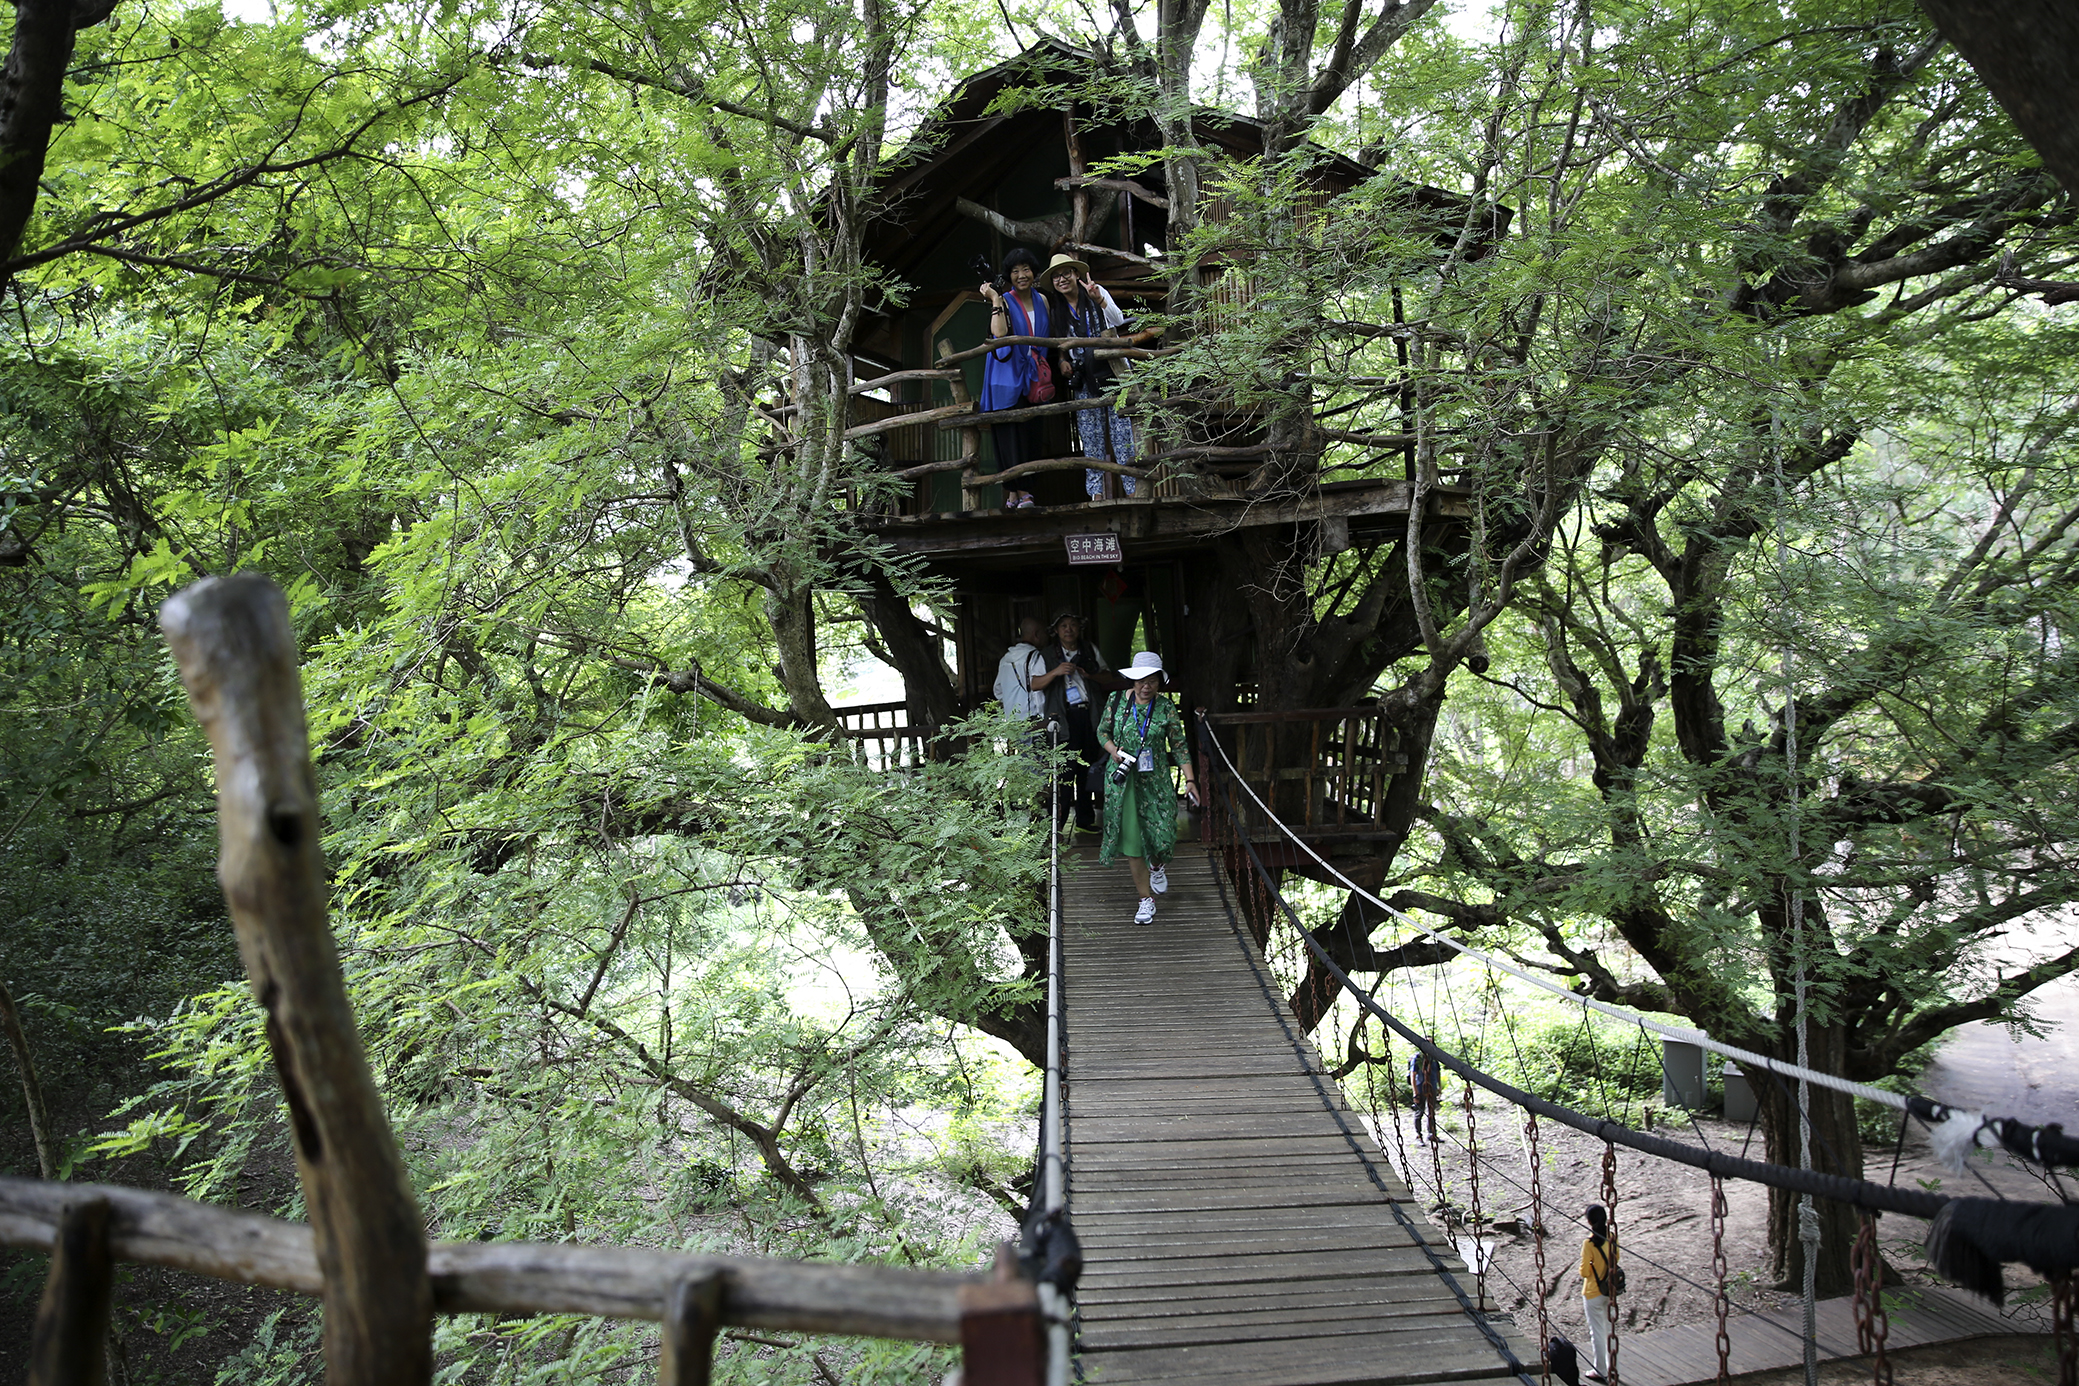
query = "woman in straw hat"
xmin=1041 ymin=253 xmax=1138 ymax=500
xmin=1096 ymin=652 xmax=1199 ymax=925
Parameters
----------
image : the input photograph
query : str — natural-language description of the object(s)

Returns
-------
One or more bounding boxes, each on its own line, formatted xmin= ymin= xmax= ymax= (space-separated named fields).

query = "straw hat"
xmin=1123 ymin=651 xmax=1166 ymax=681
xmin=1044 ymin=252 xmax=1091 ymax=281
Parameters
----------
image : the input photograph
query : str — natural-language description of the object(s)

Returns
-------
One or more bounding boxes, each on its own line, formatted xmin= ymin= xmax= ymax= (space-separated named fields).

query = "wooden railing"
xmin=10 ymin=575 xmax=1045 ymax=1386
xmin=835 ymin=699 xmax=925 ymax=768
xmin=1199 ymin=706 xmax=1407 ymax=840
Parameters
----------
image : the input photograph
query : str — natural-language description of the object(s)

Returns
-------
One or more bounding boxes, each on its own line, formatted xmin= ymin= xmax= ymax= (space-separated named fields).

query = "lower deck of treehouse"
xmin=1060 ymin=842 xmax=1531 ymax=1386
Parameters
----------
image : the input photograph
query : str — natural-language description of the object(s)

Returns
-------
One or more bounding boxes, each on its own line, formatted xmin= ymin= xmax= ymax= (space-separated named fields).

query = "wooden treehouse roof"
xmin=854 ymin=40 xmax=1502 ymax=367
xmin=862 ymin=39 xmax=1380 ymax=289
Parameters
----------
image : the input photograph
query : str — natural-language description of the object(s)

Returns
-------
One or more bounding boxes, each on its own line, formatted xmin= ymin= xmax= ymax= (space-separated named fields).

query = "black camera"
xmin=1109 ymin=761 xmax=1130 ymax=785
xmin=970 ymin=254 xmax=1008 ymax=294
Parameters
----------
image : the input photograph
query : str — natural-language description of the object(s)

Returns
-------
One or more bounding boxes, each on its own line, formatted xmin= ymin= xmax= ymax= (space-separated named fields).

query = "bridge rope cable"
xmin=1343 ymin=1000 xmax=1821 ymax=1359
xmin=1201 ymin=760 xmax=1956 ymax=1222
xmin=1199 ymin=809 xmax=1539 ymax=1386
xmin=1194 ymin=714 xmax=2004 ymax=1133
xmin=1771 ymin=392 xmax=1822 ymax=1386
xmin=1196 ymin=768 xmax=2079 ymax=1378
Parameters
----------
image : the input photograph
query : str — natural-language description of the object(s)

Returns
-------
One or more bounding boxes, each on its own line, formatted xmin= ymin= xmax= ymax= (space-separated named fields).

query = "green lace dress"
xmin=1096 ymin=692 xmax=1190 ymax=867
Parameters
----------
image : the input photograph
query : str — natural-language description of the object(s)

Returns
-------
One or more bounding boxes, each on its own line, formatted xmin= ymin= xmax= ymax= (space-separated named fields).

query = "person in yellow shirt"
xmin=1579 ymin=1203 xmax=1619 ymax=1381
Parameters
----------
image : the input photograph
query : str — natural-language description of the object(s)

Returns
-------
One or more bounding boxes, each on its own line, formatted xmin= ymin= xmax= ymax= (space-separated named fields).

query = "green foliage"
xmin=4 ymin=0 xmax=2078 ymax=1365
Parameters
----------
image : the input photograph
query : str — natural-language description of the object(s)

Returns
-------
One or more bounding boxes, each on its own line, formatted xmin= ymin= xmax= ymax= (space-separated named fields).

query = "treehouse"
xmin=831 ymin=41 xmax=1499 ymax=859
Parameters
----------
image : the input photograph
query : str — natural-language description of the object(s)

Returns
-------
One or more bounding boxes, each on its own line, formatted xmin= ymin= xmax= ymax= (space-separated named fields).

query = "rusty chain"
xmin=1851 ymin=1214 xmax=1893 ymax=1386
xmin=1528 ymin=1111 xmax=1551 ymax=1386
xmin=1602 ymin=1140 xmax=1621 ymax=1386
xmin=1378 ymin=1024 xmax=1416 ymax=1187
xmin=1428 ymin=1070 xmax=1449 ymax=1210
xmin=1464 ymin=1083 xmax=1485 ymax=1311
xmin=1711 ymin=1176 xmax=1731 ymax=1386
xmin=2055 ymin=1273 xmax=2077 ymax=1386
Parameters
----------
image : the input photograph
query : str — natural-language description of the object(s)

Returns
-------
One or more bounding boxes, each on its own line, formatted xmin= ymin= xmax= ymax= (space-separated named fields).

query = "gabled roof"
xmin=861 ymin=40 xmax=1504 ymax=295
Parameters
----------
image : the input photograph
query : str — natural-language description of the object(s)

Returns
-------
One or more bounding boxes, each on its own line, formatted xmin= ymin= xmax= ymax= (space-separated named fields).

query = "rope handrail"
xmin=1197 ymin=711 xmax=2079 ymax=1174
xmin=1197 ymin=749 xmax=1957 ymax=1220
xmin=1194 ymin=711 xmax=1922 ymax=1115
xmin=1037 ymin=724 xmax=1074 ymax=1385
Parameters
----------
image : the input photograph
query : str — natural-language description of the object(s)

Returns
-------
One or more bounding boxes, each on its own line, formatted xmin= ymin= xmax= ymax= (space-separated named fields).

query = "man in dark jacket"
xmin=1031 ymin=611 xmax=1121 ymax=831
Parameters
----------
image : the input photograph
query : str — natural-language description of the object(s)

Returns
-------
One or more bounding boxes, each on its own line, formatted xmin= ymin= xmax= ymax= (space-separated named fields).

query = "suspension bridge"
xmin=1020 ymin=721 xmax=2079 ymax=1386
xmin=1061 ymin=846 xmax=1530 ymax=1385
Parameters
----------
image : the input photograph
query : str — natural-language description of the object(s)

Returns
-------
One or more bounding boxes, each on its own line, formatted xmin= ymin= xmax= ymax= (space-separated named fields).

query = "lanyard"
xmin=1131 ymin=698 xmax=1154 ymax=750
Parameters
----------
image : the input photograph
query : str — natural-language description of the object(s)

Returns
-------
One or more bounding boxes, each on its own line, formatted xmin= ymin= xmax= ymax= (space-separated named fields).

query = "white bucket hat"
xmin=1123 ymin=651 xmax=1166 ymax=680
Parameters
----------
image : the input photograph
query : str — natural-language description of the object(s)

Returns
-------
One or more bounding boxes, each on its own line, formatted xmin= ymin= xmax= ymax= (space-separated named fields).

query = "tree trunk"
xmin=0 ymin=0 xmax=104 ymax=281
xmin=1755 ymin=1022 xmax=1863 ymax=1296
xmin=763 ymin=570 xmax=839 ymax=735
xmin=1915 ymin=1 xmax=2079 ymax=198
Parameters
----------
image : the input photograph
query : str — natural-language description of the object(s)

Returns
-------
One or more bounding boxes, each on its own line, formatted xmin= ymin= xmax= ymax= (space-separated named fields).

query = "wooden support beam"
xmin=896 ymin=454 xmax=1149 ymax=485
xmin=848 ymin=367 xmax=961 ymax=396
xmin=936 ymin=394 xmax=1126 ymax=430
xmin=27 ymin=1196 xmax=113 ymax=1386
xmin=986 ymin=456 xmax=1146 ymax=486
xmin=843 ymin=402 xmax=972 ymax=441
xmin=160 ymin=575 xmax=433 ymax=1386
xmin=935 ymin=336 xmax=1171 ymax=367
xmin=660 ymin=1272 xmax=727 ymax=1386
xmin=1054 ymin=175 xmax=1168 ymax=209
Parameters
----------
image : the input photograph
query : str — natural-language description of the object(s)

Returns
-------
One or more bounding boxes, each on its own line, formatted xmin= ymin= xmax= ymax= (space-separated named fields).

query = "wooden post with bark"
xmin=939 ymin=338 xmax=986 ymax=511
xmin=27 ymin=1196 xmax=113 ymax=1386
xmin=160 ymin=574 xmax=433 ymax=1384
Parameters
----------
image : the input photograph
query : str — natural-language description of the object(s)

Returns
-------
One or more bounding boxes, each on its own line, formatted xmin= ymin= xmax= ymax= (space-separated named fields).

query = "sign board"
xmin=1064 ymin=532 xmax=1123 ymax=566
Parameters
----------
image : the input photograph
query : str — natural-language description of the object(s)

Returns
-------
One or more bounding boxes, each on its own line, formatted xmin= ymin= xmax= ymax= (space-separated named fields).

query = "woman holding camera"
xmin=979 ymin=247 xmax=1052 ymax=471
xmin=1097 ymin=652 xmax=1198 ymax=926
xmin=1041 ymin=254 xmax=1138 ymax=499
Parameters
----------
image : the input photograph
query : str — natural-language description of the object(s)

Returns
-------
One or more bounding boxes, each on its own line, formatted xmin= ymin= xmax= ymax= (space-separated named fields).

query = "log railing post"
xmin=27 ymin=1196 xmax=113 ymax=1386
xmin=958 ymin=1243 xmax=1043 ymax=1386
xmin=660 ymin=1271 xmax=727 ymax=1386
xmin=161 ymin=574 xmax=433 ymax=1385
xmin=938 ymin=337 xmax=985 ymax=512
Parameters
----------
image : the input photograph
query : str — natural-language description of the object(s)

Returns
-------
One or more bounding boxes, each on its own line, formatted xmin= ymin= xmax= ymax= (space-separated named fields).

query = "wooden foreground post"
xmin=957 ymin=1243 xmax=1044 ymax=1386
xmin=161 ymin=575 xmax=432 ymax=1384
xmin=27 ymin=1196 xmax=113 ymax=1386
xmin=659 ymin=1271 xmax=726 ymax=1385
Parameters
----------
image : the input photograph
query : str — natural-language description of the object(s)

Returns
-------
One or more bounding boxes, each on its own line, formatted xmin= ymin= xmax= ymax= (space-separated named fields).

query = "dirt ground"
xmin=1728 ymin=1335 xmax=2064 ymax=1386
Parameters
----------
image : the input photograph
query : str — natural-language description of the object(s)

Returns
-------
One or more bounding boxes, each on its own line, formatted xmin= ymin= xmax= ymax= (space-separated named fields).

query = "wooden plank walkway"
xmin=1062 ymin=842 xmax=1533 ymax=1386
xmin=1615 ymin=1283 xmax=2033 ymax=1385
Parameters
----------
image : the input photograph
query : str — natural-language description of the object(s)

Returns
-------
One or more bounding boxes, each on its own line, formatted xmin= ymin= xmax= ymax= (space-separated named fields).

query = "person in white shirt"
xmin=992 ymin=616 xmax=1047 ymax=722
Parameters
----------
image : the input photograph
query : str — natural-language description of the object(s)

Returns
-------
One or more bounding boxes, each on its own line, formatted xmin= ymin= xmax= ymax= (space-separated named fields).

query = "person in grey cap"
xmin=1096 ymin=651 xmax=1197 ymax=924
xmin=1031 ymin=611 xmax=1119 ymax=831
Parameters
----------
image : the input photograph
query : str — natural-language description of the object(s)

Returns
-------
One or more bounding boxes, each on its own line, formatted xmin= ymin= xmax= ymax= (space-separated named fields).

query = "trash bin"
xmin=1661 ymin=1038 xmax=1706 ymax=1110
xmin=1722 ymin=1061 xmax=1757 ymax=1123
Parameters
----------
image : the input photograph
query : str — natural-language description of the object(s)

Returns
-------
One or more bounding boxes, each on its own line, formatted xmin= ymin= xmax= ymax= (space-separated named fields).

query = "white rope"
xmin=1199 ymin=727 xmax=1917 ymax=1113
xmin=1771 ymin=397 xmax=1821 ymax=1386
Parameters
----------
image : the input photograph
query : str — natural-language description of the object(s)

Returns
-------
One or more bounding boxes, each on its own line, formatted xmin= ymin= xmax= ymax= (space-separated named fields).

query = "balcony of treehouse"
xmin=1197 ymin=706 xmax=1409 ymax=851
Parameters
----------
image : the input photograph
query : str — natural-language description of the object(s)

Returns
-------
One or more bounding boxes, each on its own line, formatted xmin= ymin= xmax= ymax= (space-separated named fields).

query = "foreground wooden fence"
xmin=8 ymin=573 xmax=1043 ymax=1385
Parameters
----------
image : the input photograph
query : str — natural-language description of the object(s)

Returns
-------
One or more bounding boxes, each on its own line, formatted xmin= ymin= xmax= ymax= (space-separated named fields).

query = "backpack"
xmin=1592 ymin=1237 xmax=1626 ymax=1296
xmin=1547 ymin=1334 xmax=1580 ymax=1386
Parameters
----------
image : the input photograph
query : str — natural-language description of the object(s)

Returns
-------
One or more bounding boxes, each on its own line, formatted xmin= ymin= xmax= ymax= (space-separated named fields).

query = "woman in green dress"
xmin=1097 ymin=652 xmax=1200 ymax=925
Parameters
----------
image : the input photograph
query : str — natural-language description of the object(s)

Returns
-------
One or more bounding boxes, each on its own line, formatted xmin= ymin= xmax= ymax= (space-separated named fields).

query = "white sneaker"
xmin=1133 ymin=896 xmax=1156 ymax=926
xmin=1149 ymin=866 xmax=1168 ymax=895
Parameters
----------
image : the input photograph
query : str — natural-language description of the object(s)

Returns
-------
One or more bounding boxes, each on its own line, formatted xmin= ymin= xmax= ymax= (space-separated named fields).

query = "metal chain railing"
xmin=1712 ymin=1177 xmax=1732 ymax=1385
xmin=1602 ymin=1141 xmax=1622 ymax=1385
xmin=1528 ymin=1111 xmax=1552 ymax=1386
xmin=1466 ymin=1084 xmax=1488 ymax=1311
xmin=2054 ymin=1273 xmax=2077 ymax=1386
xmin=1850 ymin=1214 xmax=1892 ymax=1386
